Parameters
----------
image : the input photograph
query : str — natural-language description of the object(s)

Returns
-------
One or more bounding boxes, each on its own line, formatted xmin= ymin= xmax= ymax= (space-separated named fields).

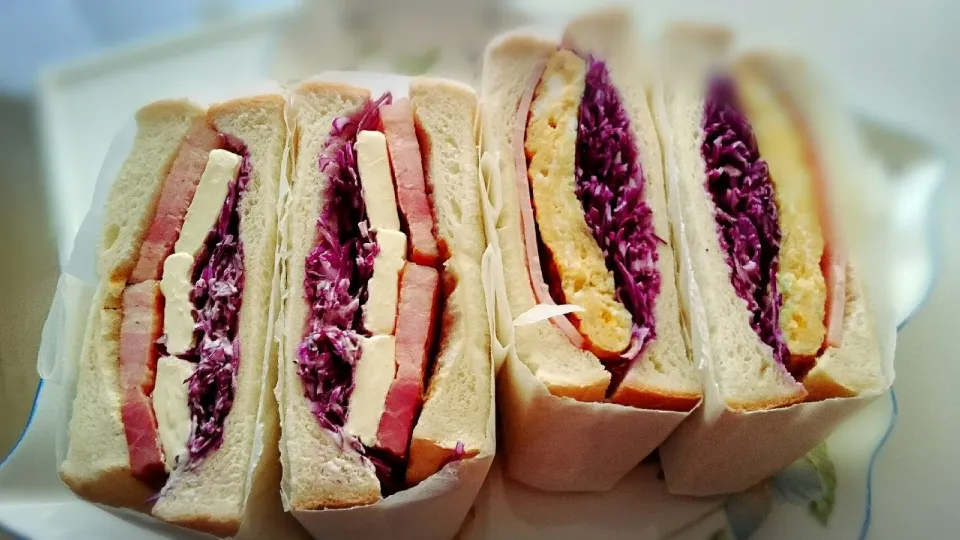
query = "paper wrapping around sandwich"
xmin=274 ymin=71 xmax=496 ymax=540
xmin=459 ymin=460 xmax=726 ymax=540
xmin=651 ymin=66 xmax=898 ymax=497
xmin=43 ymin=81 xmax=310 ymax=539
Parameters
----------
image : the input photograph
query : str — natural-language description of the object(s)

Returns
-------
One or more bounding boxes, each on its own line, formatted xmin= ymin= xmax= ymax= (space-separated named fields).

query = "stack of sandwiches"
xmin=54 ymin=8 xmax=890 ymax=537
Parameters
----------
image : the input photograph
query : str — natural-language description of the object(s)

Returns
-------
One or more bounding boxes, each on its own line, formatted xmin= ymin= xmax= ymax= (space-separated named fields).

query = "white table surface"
xmin=31 ymin=1 xmax=960 ymax=538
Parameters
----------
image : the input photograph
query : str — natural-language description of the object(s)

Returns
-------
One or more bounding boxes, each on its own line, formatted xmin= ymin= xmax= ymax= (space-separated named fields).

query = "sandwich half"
xmin=655 ymin=27 xmax=885 ymax=410
xmin=481 ymin=10 xmax=700 ymax=409
xmin=59 ymin=95 xmax=286 ymax=537
xmin=279 ymin=77 xmax=490 ymax=509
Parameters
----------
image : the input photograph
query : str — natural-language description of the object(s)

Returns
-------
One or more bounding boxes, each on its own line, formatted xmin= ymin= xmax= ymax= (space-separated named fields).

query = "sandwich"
xmin=655 ymin=28 xmax=885 ymax=410
xmin=59 ymin=95 xmax=287 ymax=537
xmin=480 ymin=12 xmax=700 ymax=409
xmin=278 ymin=76 xmax=491 ymax=509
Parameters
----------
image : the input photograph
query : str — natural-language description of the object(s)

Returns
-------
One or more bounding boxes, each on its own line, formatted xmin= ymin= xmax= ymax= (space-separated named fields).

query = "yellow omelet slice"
xmin=524 ymin=49 xmax=633 ymax=358
xmin=735 ymin=64 xmax=827 ymax=358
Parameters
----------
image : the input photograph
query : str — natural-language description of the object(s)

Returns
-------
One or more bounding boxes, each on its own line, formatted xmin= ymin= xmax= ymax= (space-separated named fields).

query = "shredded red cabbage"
xmin=184 ymin=133 xmax=249 ymax=463
xmin=702 ymin=76 xmax=787 ymax=364
xmin=575 ymin=57 xmax=661 ymax=385
xmin=296 ymin=93 xmax=390 ymax=433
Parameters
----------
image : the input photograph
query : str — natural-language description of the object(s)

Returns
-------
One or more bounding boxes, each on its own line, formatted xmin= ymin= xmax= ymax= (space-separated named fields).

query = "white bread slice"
xmin=59 ymin=100 xmax=202 ymax=508
xmin=657 ymin=26 xmax=807 ymax=410
xmin=481 ymin=32 xmax=611 ymax=402
xmin=151 ymin=95 xmax=287 ymax=536
xmin=97 ymin=100 xmax=205 ymax=306
xmin=60 ymin=289 xmax=155 ymax=509
xmin=405 ymin=78 xmax=492 ymax=484
xmin=280 ymin=82 xmax=381 ymax=510
xmin=563 ymin=8 xmax=700 ymax=410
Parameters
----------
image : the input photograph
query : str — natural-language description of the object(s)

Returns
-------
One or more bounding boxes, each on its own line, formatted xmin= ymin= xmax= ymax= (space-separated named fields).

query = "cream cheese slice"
xmin=356 ymin=130 xmax=401 ymax=232
xmin=174 ymin=148 xmax=241 ymax=255
xmin=153 ymin=356 xmax=196 ymax=472
xmin=345 ymin=335 xmax=397 ymax=447
xmin=364 ymin=229 xmax=407 ymax=335
xmin=160 ymin=149 xmax=240 ymax=355
xmin=160 ymin=253 xmax=195 ymax=356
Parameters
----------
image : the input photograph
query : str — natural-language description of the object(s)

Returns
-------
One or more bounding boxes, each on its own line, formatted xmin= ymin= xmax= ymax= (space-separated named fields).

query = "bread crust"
xmin=153 ymin=512 xmax=241 ymax=538
xmin=725 ymin=390 xmax=808 ymax=412
xmin=611 ymin=383 xmax=701 ymax=412
xmin=207 ymin=94 xmax=287 ymax=122
xmin=60 ymin=465 xmax=153 ymax=510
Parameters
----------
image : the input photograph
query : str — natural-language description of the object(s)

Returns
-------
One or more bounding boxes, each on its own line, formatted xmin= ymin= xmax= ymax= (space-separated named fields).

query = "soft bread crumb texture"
xmin=151 ymin=95 xmax=285 ymax=535
xmin=481 ymin=33 xmax=613 ymax=398
xmin=281 ymin=82 xmax=381 ymax=510
xmin=526 ymin=49 xmax=633 ymax=359
xmin=735 ymin=64 xmax=827 ymax=359
xmin=406 ymin=78 xmax=491 ymax=485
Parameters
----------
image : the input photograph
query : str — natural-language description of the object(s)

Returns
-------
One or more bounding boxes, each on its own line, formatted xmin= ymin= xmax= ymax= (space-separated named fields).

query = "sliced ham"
xmin=821 ymin=246 xmax=846 ymax=347
xmin=121 ymin=389 xmax=167 ymax=488
xmin=513 ymin=62 xmax=585 ymax=349
xmin=375 ymin=263 xmax=440 ymax=459
xmin=381 ymin=99 xmax=440 ymax=267
xmin=130 ymin=120 xmax=223 ymax=283
xmin=118 ymin=280 xmax=166 ymax=487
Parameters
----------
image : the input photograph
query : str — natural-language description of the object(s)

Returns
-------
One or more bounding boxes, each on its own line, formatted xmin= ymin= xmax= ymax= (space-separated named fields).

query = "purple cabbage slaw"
xmin=701 ymin=76 xmax=787 ymax=365
xmin=183 ymin=133 xmax=250 ymax=463
xmin=295 ymin=92 xmax=404 ymax=491
xmin=296 ymin=92 xmax=390 ymax=434
xmin=574 ymin=57 xmax=662 ymax=386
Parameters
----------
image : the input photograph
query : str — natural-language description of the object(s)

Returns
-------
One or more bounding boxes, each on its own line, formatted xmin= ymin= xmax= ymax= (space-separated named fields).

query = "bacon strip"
xmin=513 ymin=62 xmax=585 ymax=348
xmin=129 ymin=120 xmax=223 ymax=283
xmin=381 ymin=99 xmax=440 ymax=267
xmin=118 ymin=281 xmax=166 ymax=487
xmin=375 ymin=263 xmax=440 ymax=459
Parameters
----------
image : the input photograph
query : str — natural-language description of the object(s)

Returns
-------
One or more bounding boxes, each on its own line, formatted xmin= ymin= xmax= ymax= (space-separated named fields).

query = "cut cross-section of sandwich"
xmin=279 ymin=77 xmax=490 ymax=509
xmin=655 ymin=27 xmax=885 ymax=411
xmin=59 ymin=94 xmax=287 ymax=538
xmin=480 ymin=10 xmax=700 ymax=410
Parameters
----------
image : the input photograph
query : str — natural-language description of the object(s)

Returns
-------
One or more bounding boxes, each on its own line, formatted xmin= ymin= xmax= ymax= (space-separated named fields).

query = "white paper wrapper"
xmin=39 ymin=81 xmax=310 ymax=539
xmin=460 ymin=459 xmax=725 ymax=540
xmin=652 ymin=68 xmax=898 ymax=497
xmin=273 ymin=71 xmax=497 ymax=540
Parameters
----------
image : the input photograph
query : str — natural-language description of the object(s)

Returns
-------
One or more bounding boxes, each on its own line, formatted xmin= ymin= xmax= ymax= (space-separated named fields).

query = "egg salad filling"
xmin=523 ymin=48 xmax=662 ymax=384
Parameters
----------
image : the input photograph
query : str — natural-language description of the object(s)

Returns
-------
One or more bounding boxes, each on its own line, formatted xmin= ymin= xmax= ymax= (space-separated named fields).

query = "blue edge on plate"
xmin=0 ymin=190 xmax=944 ymax=540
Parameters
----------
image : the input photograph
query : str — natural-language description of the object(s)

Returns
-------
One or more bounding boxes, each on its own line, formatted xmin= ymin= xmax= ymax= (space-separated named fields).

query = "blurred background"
xmin=0 ymin=0 xmax=956 ymax=538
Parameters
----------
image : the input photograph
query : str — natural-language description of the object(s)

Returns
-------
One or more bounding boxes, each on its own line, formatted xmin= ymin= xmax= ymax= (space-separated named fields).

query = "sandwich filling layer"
xmin=575 ymin=56 xmax=662 ymax=379
xmin=521 ymin=50 xmax=662 ymax=388
xmin=297 ymin=92 xmax=442 ymax=495
xmin=117 ymin=122 xmax=237 ymax=485
xmin=297 ymin=94 xmax=387 ymax=434
xmin=183 ymin=133 xmax=250 ymax=463
xmin=701 ymin=76 xmax=788 ymax=366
